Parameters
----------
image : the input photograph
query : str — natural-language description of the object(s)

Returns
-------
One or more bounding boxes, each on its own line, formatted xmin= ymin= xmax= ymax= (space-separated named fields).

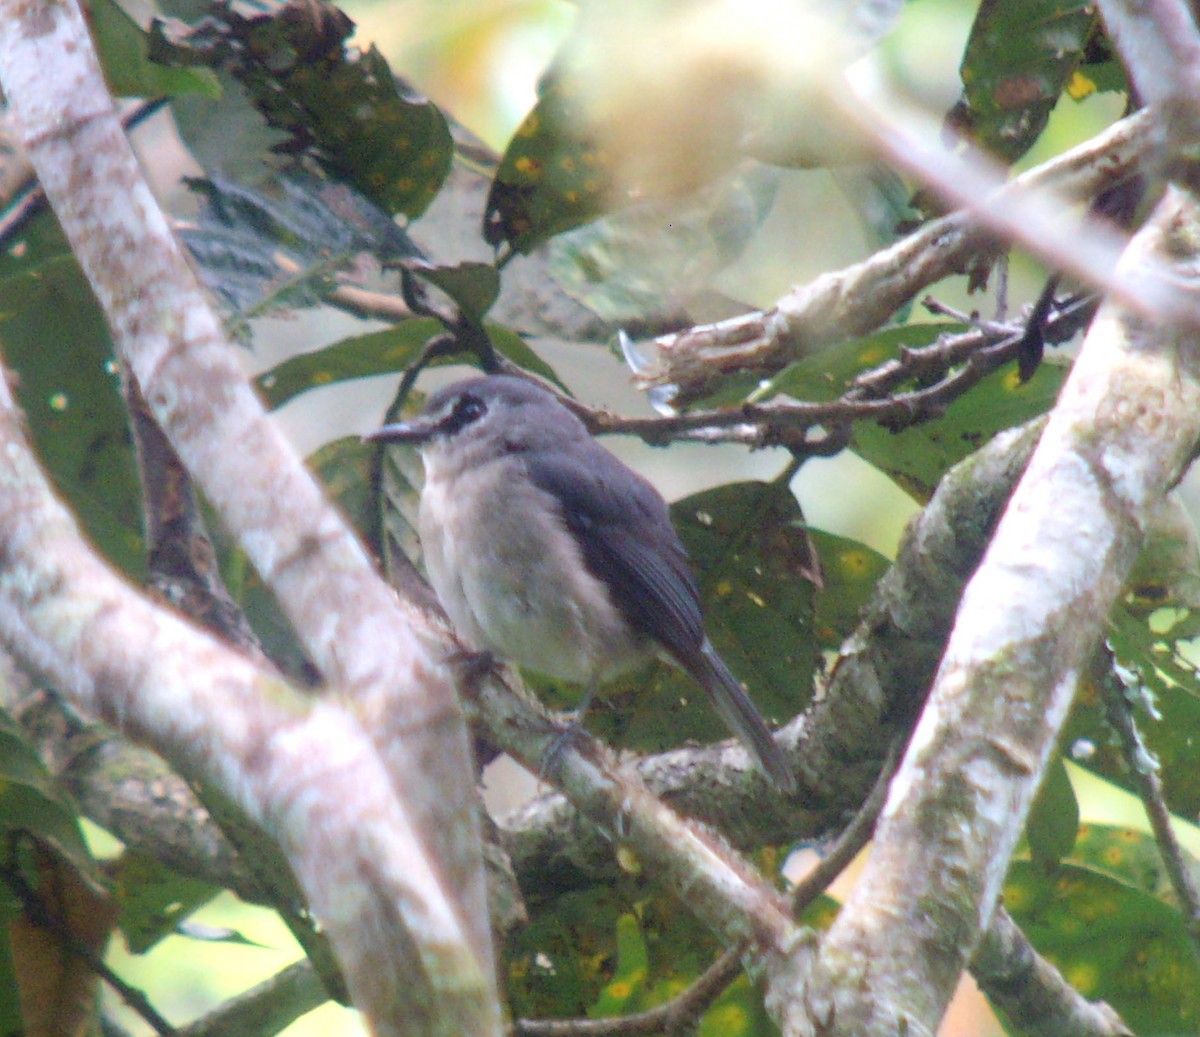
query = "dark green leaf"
xmin=506 ymin=884 xmax=786 ymax=1035
xmin=257 ymin=321 xmax=444 ymax=408
xmin=309 ymin=436 xmax=381 ymax=556
xmin=0 ymin=211 xmax=72 ymax=282
xmin=1065 ymin=24 xmax=1131 ymax=100
xmin=182 ymin=172 xmax=417 ymax=330
xmin=256 ymin=320 xmax=563 ymax=409
xmin=956 ymin=0 xmax=1098 ymax=163
xmin=114 ymin=853 xmax=220 ymax=954
xmin=506 ymin=887 xmax=627 ymax=1019
xmin=1024 ymin=756 xmax=1079 ymax=867
xmin=92 ymin=0 xmax=220 ymax=99
xmin=1062 ymin=603 xmax=1200 ymax=820
xmin=152 ymin=4 xmax=452 ymax=216
xmin=0 ymin=711 xmax=96 ymax=884
xmin=1065 ymin=60 xmax=1129 ymax=99
xmin=485 ymin=78 xmax=611 ymax=253
xmin=0 ymin=921 xmax=19 ymax=1037
xmin=209 ymin=532 xmax=311 ymax=682
xmin=851 ymin=358 xmax=1068 ymax=501
xmin=404 ymin=261 xmax=500 ymax=323
xmin=807 ymin=530 xmax=890 ymax=650
xmin=764 ymin=324 xmax=959 ymax=403
xmin=0 ymin=256 xmax=143 ymax=575
xmin=1005 ymin=857 xmax=1200 ymax=1034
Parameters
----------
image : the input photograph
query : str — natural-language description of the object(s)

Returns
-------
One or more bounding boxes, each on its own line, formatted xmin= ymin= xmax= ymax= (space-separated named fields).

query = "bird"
xmin=366 ymin=374 xmax=796 ymax=792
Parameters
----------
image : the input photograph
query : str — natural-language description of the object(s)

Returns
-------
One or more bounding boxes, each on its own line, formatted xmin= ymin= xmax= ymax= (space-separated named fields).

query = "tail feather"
xmin=688 ymin=639 xmax=797 ymax=794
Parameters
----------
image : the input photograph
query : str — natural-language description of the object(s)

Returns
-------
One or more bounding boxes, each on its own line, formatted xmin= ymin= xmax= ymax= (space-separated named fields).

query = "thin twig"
xmin=1096 ymin=648 xmax=1200 ymax=959
xmin=790 ymin=738 xmax=903 ymax=918
xmin=514 ymin=947 xmax=743 ymax=1037
xmin=577 ymin=295 xmax=1095 ymax=450
xmin=177 ymin=959 xmax=327 ymax=1037
xmin=0 ymin=856 xmax=178 ymax=1037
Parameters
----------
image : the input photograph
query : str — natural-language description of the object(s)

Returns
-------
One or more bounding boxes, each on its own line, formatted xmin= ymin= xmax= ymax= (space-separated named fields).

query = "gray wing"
xmin=526 ymin=445 xmax=796 ymax=792
xmin=523 ymin=446 xmax=705 ymax=662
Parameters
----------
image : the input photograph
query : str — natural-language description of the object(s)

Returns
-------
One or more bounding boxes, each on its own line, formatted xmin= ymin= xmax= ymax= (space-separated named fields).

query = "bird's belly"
xmin=420 ymin=466 xmax=649 ymax=684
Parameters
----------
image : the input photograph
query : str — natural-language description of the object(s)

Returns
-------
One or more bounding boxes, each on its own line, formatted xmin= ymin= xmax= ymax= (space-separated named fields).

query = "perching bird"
xmin=368 ymin=375 xmax=795 ymax=792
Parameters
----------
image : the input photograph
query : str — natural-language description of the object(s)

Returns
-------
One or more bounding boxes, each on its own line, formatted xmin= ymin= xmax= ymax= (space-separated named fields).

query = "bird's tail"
xmin=689 ymin=639 xmax=797 ymax=794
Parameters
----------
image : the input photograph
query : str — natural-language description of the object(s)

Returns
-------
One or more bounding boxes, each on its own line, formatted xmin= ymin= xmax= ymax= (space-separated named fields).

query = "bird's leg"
xmin=540 ymin=680 xmax=598 ymax=783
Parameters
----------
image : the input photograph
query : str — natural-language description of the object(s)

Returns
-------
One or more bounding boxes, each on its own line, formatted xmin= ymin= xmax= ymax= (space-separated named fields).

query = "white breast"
xmin=419 ymin=454 xmax=650 ymax=686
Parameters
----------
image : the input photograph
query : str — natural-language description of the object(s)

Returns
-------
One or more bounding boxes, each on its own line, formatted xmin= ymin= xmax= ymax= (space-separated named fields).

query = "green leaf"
xmin=589 ymin=914 xmax=648 ymax=1018
xmin=807 ymin=530 xmax=891 ymax=650
xmin=1062 ymin=603 xmax=1200 ymax=820
xmin=151 ymin=5 xmax=452 ymax=217
xmin=1024 ymin=756 xmax=1079 ymax=867
xmin=404 ymin=261 xmax=501 ymax=323
xmin=256 ymin=320 xmax=564 ymax=409
xmin=0 ymin=256 xmax=144 ymax=576
xmin=1005 ymin=857 xmax=1200 ymax=1034
xmin=209 ymin=534 xmax=311 ymax=682
xmin=955 ymin=0 xmax=1098 ymax=163
xmin=309 ymin=436 xmax=381 ymax=556
xmin=258 ymin=321 xmax=443 ymax=408
xmin=505 ymin=887 xmax=627 ymax=1019
xmin=114 ymin=852 xmax=220 ymax=954
xmin=182 ymin=172 xmax=417 ymax=331
xmin=0 ymin=920 xmax=20 ymax=1037
xmin=485 ymin=78 xmax=611 ymax=254
xmin=92 ymin=0 xmax=220 ymax=99
xmin=506 ymin=885 xmax=781 ymax=1036
xmin=0 ymin=711 xmax=96 ymax=885
xmin=851 ymin=357 xmax=1068 ymax=501
xmin=1070 ymin=823 xmax=1182 ymax=899
xmin=1064 ymin=21 xmax=1130 ymax=100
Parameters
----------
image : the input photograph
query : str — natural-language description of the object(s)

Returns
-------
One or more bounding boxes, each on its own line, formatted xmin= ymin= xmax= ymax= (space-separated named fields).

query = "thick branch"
xmin=0 ymin=3 xmax=497 ymax=1033
xmin=972 ymin=908 xmax=1133 ymax=1037
xmin=0 ymin=366 xmax=492 ymax=1037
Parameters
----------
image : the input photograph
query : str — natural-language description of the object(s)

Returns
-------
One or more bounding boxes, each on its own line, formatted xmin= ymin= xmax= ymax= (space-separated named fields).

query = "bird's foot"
xmin=539 ymin=708 xmax=592 ymax=785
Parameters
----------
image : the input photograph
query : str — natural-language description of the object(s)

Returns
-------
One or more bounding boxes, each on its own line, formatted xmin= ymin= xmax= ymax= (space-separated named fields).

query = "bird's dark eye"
xmin=442 ymin=392 xmax=487 ymax=435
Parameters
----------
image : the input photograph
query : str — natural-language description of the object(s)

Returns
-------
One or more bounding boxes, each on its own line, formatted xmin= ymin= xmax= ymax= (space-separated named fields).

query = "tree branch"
xmin=0 ymin=2 xmax=498 ymax=1032
xmin=639 ymin=109 xmax=1153 ymax=401
xmin=972 ymin=908 xmax=1133 ymax=1037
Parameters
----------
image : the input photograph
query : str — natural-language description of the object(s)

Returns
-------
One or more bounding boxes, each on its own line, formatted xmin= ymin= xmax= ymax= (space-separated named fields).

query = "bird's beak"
xmin=362 ymin=416 xmax=438 ymax=445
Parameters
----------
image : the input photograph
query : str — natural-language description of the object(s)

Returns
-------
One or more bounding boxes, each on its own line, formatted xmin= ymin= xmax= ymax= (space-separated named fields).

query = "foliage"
xmin=0 ymin=0 xmax=1195 ymax=1035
